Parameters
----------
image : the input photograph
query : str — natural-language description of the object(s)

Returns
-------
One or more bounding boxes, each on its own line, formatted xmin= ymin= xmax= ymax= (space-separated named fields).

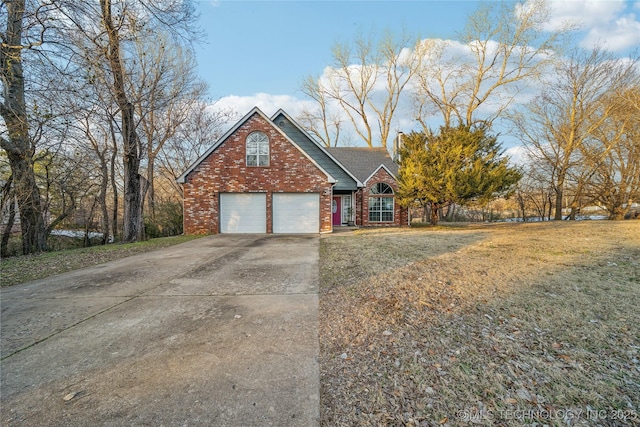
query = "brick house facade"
xmin=357 ymin=166 xmax=409 ymax=228
xmin=178 ymin=107 xmax=408 ymax=234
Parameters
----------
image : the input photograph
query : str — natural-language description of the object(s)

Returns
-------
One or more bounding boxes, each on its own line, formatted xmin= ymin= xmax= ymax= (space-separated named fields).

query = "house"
xmin=177 ymin=107 xmax=408 ymax=234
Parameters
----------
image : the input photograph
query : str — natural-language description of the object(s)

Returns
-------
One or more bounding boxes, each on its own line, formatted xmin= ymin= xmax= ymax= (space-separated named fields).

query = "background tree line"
xmin=2 ymin=1 xmax=638 ymax=256
xmin=1 ymin=0 xmax=233 ymax=256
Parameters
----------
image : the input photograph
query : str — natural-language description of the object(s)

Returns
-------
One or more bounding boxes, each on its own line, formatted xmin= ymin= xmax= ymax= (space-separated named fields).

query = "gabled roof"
xmin=270 ymin=109 xmax=363 ymax=188
xmin=364 ymin=164 xmax=398 ymax=184
xmin=176 ymin=107 xmax=336 ymax=184
xmin=326 ymin=147 xmax=399 ymax=184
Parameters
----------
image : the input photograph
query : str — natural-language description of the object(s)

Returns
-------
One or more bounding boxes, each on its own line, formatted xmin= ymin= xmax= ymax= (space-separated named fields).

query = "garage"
xmin=220 ymin=193 xmax=267 ymax=233
xmin=272 ymin=193 xmax=320 ymax=234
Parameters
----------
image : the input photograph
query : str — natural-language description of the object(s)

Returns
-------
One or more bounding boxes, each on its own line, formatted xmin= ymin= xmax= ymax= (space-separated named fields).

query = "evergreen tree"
xmin=397 ymin=125 xmax=521 ymax=225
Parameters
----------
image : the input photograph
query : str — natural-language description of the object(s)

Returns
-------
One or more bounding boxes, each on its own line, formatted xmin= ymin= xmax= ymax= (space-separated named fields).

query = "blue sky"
xmin=194 ymin=1 xmax=481 ymax=97
xmin=192 ymin=0 xmax=640 ymax=153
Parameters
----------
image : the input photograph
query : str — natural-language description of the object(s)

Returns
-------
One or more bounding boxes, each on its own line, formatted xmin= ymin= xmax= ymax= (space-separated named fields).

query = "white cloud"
xmin=533 ymin=0 xmax=640 ymax=52
xmin=505 ymin=145 xmax=530 ymax=166
xmin=215 ymin=93 xmax=315 ymax=119
xmin=543 ymin=0 xmax=626 ymax=30
xmin=581 ymin=13 xmax=640 ymax=51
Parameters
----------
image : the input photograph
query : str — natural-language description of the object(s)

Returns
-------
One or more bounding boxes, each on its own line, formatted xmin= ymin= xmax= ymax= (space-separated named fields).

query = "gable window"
xmin=246 ymin=131 xmax=269 ymax=166
xmin=368 ymin=182 xmax=394 ymax=222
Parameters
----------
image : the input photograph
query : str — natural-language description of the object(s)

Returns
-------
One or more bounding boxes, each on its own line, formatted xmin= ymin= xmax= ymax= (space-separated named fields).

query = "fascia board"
xmin=364 ymin=164 xmax=397 ymax=185
xmin=271 ymin=109 xmax=363 ymax=188
xmin=269 ymin=111 xmax=336 ymax=184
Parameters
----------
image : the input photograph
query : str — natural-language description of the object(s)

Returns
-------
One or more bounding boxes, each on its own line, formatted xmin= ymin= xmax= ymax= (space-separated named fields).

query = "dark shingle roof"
xmin=326 ymin=147 xmax=398 ymax=183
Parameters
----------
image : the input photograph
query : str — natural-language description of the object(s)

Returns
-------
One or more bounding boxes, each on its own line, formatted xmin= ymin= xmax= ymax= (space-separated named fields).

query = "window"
xmin=342 ymin=194 xmax=352 ymax=223
xmin=246 ymin=131 xmax=269 ymax=166
xmin=370 ymin=182 xmax=393 ymax=195
xmin=368 ymin=182 xmax=394 ymax=222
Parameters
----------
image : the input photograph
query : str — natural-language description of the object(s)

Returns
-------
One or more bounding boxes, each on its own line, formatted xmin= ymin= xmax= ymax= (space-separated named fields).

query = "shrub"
xmin=144 ymin=201 xmax=184 ymax=238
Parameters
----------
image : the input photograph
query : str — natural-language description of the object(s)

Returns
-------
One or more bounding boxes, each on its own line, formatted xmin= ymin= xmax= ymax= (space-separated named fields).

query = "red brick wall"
xmin=182 ymin=113 xmax=333 ymax=234
xmin=357 ymin=167 xmax=408 ymax=228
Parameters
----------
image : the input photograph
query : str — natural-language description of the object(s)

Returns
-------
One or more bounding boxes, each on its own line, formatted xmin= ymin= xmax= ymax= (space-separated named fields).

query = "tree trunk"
xmin=146 ymin=160 xmax=156 ymax=221
xmin=122 ymin=130 xmax=142 ymax=242
xmin=554 ymin=189 xmax=564 ymax=220
xmin=99 ymin=159 xmax=110 ymax=244
xmin=429 ymin=201 xmax=440 ymax=226
xmin=1 ymin=200 xmax=16 ymax=258
xmin=0 ymin=0 xmax=47 ymax=254
xmin=111 ymin=161 xmax=119 ymax=240
xmin=538 ymin=193 xmax=547 ymax=221
xmin=100 ymin=0 xmax=142 ymax=243
xmin=447 ymin=203 xmax=456 ymax=221
xmin=517 ymin=194 xmax=526 ymax=222
xmin=1 ymin=180 xmax=16 ymax=258
xmin=83 ymin=196 xmax=98 ymax=248
xmin=554 ymin=176 xmax=564 ymax=221
xmin=7 ymin=152 xmax=47 ymax=253
xmin=139 ymin=174 xmax=149 ymax=240
xmin=608 ymin=204 xmax=626 ymax=220
xmin=109 ymin=119 xmax=119 ymax=240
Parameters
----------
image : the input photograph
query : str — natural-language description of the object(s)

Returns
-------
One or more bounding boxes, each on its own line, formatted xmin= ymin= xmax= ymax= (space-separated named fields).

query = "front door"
xmin=332 ymin=196 xmax=342 ymax=226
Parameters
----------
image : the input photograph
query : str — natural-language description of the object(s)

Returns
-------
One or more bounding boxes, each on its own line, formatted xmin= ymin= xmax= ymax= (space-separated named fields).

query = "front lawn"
xmin=319 ymin=222 xmax=639 ymax=426
xmin=0 ymin=235 xmax=201 ymax=287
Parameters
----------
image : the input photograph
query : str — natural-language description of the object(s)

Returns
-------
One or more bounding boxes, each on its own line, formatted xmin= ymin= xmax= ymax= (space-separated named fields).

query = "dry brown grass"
xmin=319 ymin=221 xmax=640 ymax=426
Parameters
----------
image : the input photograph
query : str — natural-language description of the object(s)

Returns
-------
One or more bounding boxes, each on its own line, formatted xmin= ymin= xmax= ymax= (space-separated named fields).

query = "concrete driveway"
xmin=1 ymin=235 xmax=319 ymax=426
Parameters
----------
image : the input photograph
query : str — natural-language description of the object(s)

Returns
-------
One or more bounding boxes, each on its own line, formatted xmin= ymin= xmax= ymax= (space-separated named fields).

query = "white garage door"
xmin=273 ymin=193 xmax=320 ymax=234
xmin=220 ymin=193 xmax=267 ymax=233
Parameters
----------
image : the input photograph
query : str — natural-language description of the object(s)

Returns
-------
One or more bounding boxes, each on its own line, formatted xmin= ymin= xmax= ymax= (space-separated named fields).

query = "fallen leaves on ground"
xmin=319 ymin=222 xmax=640 ymax=426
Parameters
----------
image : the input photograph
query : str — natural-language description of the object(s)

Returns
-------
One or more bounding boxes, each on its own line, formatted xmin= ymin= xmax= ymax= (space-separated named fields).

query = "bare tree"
xmin=70 ymin=104 xmax=119 ymax=243
xmin=52 ymin=0 xmax=201 ymax=242
xmin=298 ymin=75 xmax=342 ymax=147
xmin=60 ymin=26 xmax=123 ymax=241
xmin=98 ymin=0 xmax=143 ymax=242
xmin=301 ymin=31 xmax=428 ymax=147
xmin=414 ymin=0 xmax=564 ymax=130
xmin=159 ymin=101 xmax=234 ymax=199
xmin=513 ymin=160 xmax=556 ymax=221
xmin=511 ymin=47 xmax=639 ymax=220
xmin=0 ymin=0 xmax=49 ymax=253
xmin=584 ymin=87 xmax=640 ymax=219
xmin=130 ymin=35 xmax=207 ymax=222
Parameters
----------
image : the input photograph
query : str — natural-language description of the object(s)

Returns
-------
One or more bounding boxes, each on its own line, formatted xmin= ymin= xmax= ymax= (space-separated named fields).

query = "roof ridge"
xmin=328 ymin=146 xmax=389 ymax=152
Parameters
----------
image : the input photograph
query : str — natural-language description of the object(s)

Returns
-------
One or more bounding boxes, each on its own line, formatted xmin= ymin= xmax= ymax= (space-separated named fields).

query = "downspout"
xmin=330 ymin=183 xmax=335 ymax=233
